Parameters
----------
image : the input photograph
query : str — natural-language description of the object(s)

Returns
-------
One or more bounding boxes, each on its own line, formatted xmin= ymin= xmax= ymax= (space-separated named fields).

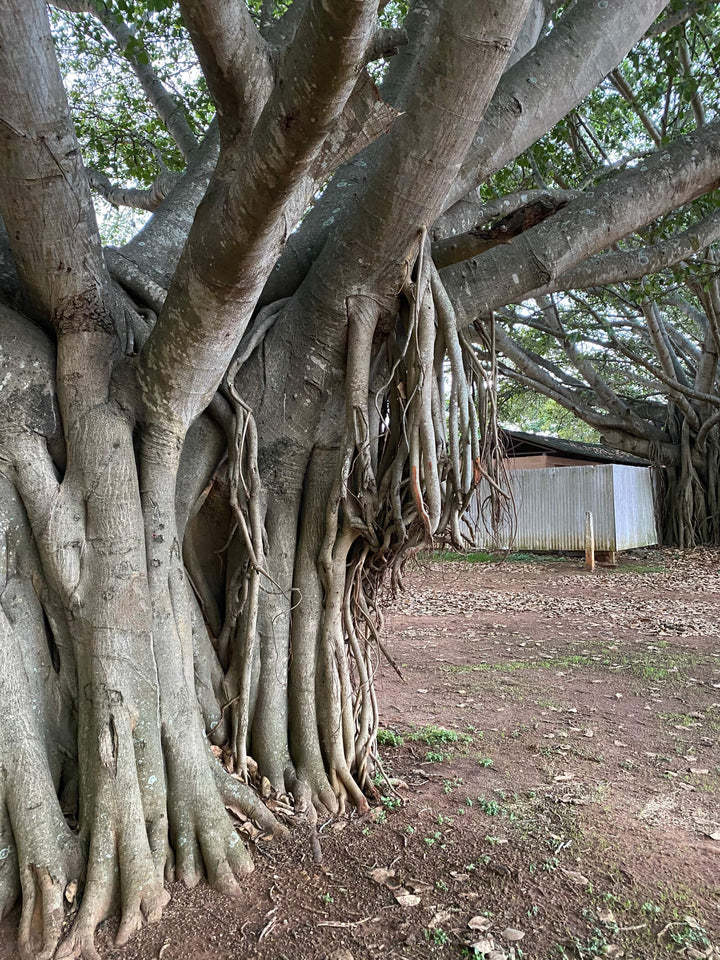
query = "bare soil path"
xmin=2 ymin=548 xmax=719 ymax=960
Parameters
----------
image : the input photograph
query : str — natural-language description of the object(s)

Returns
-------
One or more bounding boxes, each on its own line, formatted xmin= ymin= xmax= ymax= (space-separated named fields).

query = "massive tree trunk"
xmin=7 ymin=0 xmax=720 ymax=955
xmin=0 ymin=0 xmax=535 ymax=954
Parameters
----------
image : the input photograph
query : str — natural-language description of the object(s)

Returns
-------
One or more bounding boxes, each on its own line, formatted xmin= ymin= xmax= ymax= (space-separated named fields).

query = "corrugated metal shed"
xmin=468 ymin=463 xmax=657 ymax=552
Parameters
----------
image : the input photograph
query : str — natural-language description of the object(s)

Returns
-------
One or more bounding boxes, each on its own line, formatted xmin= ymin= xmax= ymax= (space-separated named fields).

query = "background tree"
xmin=491 ymin=254 xmax=720 ymax=546
xmin=0 ymin=1 xmax=718 ymax=957
xmin=455 ymin=2 xmax=720 ymax=546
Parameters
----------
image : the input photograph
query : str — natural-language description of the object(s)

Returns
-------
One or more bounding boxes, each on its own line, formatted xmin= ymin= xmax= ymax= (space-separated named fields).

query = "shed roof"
xmin=502 ymin=429 xmax=650 ymax=467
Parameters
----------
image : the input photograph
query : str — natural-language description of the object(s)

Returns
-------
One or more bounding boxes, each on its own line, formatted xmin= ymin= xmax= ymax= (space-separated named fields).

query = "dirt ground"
xmin=2 ymin=547 xmax=720 ymax=960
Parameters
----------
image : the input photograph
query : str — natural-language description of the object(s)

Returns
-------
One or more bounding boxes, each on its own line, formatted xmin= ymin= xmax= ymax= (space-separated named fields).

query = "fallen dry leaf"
xmin=561 ymin=868 xmax=591 ymax=886
xmin=430 ymin=909 xmax=452 ymax=926
xmin=468 ymin=939 xmax=494 ymax=956
xmin=394 ymin=892 xmax=421 ymax=908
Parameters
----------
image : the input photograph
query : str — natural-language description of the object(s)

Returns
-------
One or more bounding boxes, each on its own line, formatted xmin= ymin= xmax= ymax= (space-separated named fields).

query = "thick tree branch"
xmin=443 ymin=0 xmax=670 ymax=212
xmin=115 ymin=121 xmax=220 ymax=292
xmin=600 ymin=429 xmax=680 ymax=464
xmin=137 ymin=0 xmax=379 ymax=428
xmin=365 ymin=26 xmax=407 ymax=64
xmin=444 ymin=123 xmax=720 ymax=328
xmin=307 ymin=0 xmax=536 ymax=326
xmin=431 ymin=187 xmax=579 ymax=244
xmin=432 ymin=192 xmax=574 ymax=269
xmin=0 ymin=0 xmax=112 ymax=331
xmin=179 ymin=0 xmax=273 ymax=141
xmin=258 ymin=0 xmax=669 ymax=309
xmin=524 ymin=205 xmax=720 ymax=297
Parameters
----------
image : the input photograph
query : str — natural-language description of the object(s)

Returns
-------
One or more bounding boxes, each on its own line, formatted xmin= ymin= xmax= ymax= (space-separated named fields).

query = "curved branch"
xmin=494 ymin=328 xmax=661 ymax=439
xmin=444 ymin=123 xmax=720 ymax=329
xmin=52 ymin=0 xmax=199 ymax=160
xmin=88 ymin=168 xmax=181 ymax=212
xmin=443 ymin=0 xmax=670 ymax=212
xmin=536 ymin=295 xmax=653 ymax=436
xmin=645 ymin=1 xmax=719 ymax=37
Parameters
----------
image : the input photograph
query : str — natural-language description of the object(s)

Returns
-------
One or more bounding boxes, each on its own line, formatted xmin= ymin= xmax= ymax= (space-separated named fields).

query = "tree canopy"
xmin=0 ymin=1 xmax=719 ymax=957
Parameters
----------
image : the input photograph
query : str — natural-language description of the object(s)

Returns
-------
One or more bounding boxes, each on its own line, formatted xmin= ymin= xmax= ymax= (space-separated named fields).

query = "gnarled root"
xmin=0 ymin=607 xmax=82 ymax=960
xmin=162 ymin=722 xmax=253 ymax=896
xmin=0 ymin=762 xmax=82 ymax=960
xmin=58 ymin=700 xmax=169 ymax=960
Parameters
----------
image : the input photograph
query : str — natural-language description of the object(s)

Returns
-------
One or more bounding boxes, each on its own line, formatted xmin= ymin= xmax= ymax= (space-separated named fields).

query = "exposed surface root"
xmin=163 ymin=726 xmax=253 ymax=897
xmin=1 ymin=792 xmax=82 ymax=960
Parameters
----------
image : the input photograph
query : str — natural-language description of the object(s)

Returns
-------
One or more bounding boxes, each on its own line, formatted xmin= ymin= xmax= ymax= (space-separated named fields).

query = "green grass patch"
xmin=407 ymin=724 xmax=473 ymax=746
xmin=428 ymin=549 xmax=567 ymax=565
xmin=377 ymin=728 xmax=404 ymax=747
xmin=430 ymin=550 xmax=496 ymax=563
xmin=443 ymin=647 xmax=701 ymax=684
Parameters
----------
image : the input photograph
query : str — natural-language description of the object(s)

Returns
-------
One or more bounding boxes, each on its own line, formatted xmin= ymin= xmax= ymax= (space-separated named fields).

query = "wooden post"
xmin=584 ymin=511 xmax=595 ymax=571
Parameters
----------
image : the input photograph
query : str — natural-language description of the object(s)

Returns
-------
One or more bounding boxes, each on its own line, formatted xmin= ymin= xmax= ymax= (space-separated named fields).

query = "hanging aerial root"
xmin=214 ymin=379 xmax=268 ymax=780
xmin=316 ymin=524 xmax=369 ymax=816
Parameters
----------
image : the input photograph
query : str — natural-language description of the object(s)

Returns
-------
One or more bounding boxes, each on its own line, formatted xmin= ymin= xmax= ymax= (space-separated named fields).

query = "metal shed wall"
xmin=612 ymin=464 xmax=657 ymax=551
xmin=468 ymin=463 xmax=657 ymax=552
